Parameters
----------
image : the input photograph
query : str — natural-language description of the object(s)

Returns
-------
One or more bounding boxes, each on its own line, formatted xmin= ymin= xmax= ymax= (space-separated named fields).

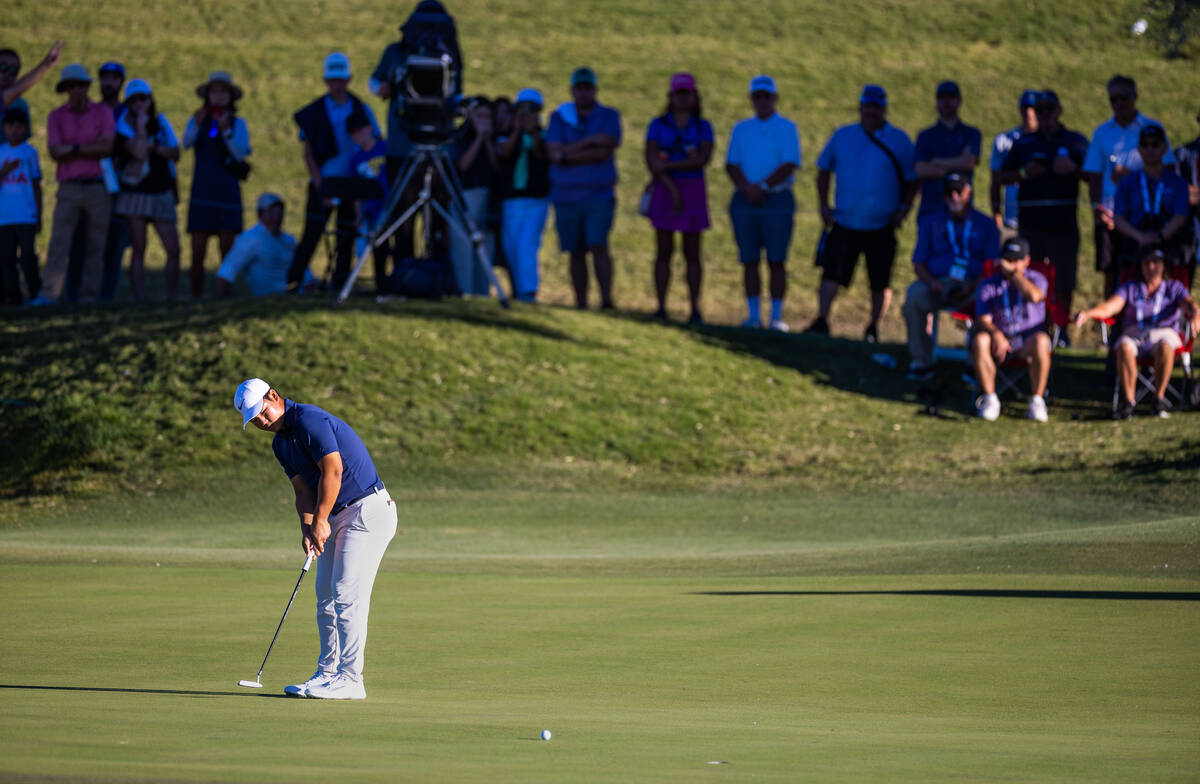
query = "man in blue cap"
xmin=809 ymin=84 xmax=917 ymax=341
xmin=235 ymin=378 xmax=398 ymax=700
xmin=989 ymin=90 xmax=1039 ymax=235
xmin=914 ymin=80 xmax=981 ymax=222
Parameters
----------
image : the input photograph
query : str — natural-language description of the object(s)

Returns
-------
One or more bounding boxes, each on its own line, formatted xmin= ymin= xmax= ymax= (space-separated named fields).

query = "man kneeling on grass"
xmin=970 ymin=236 xmax=1051 ymax=422
xmin=1074 ymin=245 xmax=1200 ymax=420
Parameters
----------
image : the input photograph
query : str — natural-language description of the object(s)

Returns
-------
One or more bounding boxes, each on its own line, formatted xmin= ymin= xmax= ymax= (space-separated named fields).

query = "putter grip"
xmin=302 ymin=553 xmax=314 ymax=572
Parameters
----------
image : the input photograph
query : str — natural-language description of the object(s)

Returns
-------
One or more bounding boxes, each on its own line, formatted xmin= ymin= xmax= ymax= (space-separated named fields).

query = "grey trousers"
xmin=902 ymin=278 xmax=969 ymax=368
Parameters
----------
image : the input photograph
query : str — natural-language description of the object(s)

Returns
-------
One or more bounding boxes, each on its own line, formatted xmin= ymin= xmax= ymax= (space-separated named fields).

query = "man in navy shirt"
xmin=902 ymin=173 xmax=1000 ymax=380
xmin=235 ymin=378 xmax=397 ymax=700
xmin=914 ymin=81 xmax=982 ymax=221
xmin=998 ymin=90 xmax=1090 ymax=317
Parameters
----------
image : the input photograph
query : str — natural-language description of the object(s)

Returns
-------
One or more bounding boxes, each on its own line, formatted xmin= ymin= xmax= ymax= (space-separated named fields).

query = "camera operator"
xmin=288 ymin=52 xmax=380 ymax=293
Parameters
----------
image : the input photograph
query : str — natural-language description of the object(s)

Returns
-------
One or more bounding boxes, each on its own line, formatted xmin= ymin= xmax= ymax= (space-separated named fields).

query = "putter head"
xmin=237 ymin=679 xmax=263 ymax=689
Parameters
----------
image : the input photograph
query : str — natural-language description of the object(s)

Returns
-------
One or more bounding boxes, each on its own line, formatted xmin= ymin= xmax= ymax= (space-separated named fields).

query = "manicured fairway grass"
xmin=1 ymin=565 xmax=1197 ymax=783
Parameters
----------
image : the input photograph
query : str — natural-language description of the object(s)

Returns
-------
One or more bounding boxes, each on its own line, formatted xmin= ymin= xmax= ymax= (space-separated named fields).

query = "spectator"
xmin=214 ymin=193 xmax=297 ymax=297
xmin=488 ymin=95 xmax=514 ymax=276
xmin=1173 ymin=106 xmax=1200 ymax=283
xmin=914 ymin=81 xmax=982 ymax=221
xmin=0 ymin=49 xmax=32 ymax=143
xmin=1085 ymin=76 xmax=1175 ymax=297
xmin=96 ymin=61 xmax=131 ymax=302
xmin=0 ymin=42 xmax=63 ymax=116
xmin=646 ymin=72 xmax=714 ymax=325
xmin=497 ymin=88 xmax=550 ymax=303
xmin=997 ymin=90 xmax=1089 ymax=319
xmin=724 ymin=74 xmax=799 ymax=330
xmin=902 ymin=173 xmax=1000 ymax=380
xmin=989 ymin=90 xmax=1039 ymax=234
xmin=0 ymin=107 xmax=41 ymax=304
xmin=288 ymin=52 xmax=381 ymax=293
xmin=113 ymin=79 xmax=181 ymax=301
xmin=451 ymin=97 xmax=499 ymax=295
xmin=493 ymin=97 xmax=514 ymax=139
xmin=546 ymin=66 xmax=622 ymax=310
xmin=184 ymin=71 xmax=251 ymax=298
xmin=971 ymin=236 xmax=1051 ymax=422
xmin=809 ymin=84 xmax=916 ymax=341
xmin=1112 ymin=125 xmax=1191 ymax=269
xmin=30 ymin=63 xmax=115 ymax=306
xmin=1075 ymin=245 xmax=1199 ymax=419
xmin=345 ymin=109 xmax=390 ymax=292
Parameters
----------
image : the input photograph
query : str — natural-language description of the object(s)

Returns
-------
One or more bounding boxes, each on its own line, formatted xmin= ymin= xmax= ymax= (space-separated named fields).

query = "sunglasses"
xmin=0 ymin=63 xmax=19 ymax=75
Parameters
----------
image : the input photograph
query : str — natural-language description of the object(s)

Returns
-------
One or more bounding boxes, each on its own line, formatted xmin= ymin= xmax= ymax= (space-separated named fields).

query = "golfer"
xmin=234 ymin=378 xmax=396 ymax=700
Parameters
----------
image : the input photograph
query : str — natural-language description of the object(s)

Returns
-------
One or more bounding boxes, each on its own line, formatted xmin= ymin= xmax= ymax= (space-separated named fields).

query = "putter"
xmin=238 ymin=552 xmax=314 ymax=689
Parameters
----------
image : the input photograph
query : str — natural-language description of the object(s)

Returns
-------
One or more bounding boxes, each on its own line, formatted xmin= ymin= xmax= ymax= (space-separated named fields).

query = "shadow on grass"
xmin=0 ymin=683 xmax=288 ymax=698
xmin=694 ymin=589 xmax=1200 ymax=601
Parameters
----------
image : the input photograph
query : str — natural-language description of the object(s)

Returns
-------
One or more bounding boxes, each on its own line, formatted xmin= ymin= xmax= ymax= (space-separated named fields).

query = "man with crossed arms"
xmin=235 ymin=378 xmax=396 ymax=700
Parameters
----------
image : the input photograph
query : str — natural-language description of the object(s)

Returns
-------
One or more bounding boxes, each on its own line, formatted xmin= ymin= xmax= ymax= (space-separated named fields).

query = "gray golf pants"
xmin=314 ymin=488 xmax=397 ymax=682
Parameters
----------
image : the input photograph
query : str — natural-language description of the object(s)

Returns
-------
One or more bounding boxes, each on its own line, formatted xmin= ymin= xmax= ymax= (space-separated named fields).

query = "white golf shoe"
xmin=304 ymin=673 xmax=366 ymax=700
xmin=976 ymin=393 xmax=1001 ymax=421
xmin=1026 ymin=395 xmax=1048 ymax=423
xmin=283 ymin=670 xmax=335 ymax=698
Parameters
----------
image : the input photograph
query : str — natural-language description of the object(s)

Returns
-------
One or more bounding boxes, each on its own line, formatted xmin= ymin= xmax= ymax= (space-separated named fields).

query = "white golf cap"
xmin=234 ymin=377 xmax=270 ymax=429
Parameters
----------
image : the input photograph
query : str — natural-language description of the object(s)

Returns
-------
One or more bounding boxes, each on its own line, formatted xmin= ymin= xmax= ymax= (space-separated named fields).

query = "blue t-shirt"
xmin=912 ymin=208 xmax=1000 ymax=280
xmin=975 ymin=268 xmax=1048 ymax=336
xmin=271 ymin=399 xmax=382 ymax=510
xmin=725 ymin=113 xmax=801 ymax=187
xmin=817 ymin=122 xmax=916 ymax=231
xmin=215 ymin=223 xmax=297 ymax=296
xmin=1112 ymin=169 xmax=1190 ymax=229
xmin=348 ymin=139 xmax=389 ymax=226
xmin=646 ymin=114 xmax=714 ymax=181
xmin=546 ymin=102 xmax=622 ymax=203
xmin=990 ymin=125 xmax=1026 ymax=228
xmin=0 ymin=141 xmax=41 ymax=226
xmin=915 ymin=120 xmax=982 ymax=219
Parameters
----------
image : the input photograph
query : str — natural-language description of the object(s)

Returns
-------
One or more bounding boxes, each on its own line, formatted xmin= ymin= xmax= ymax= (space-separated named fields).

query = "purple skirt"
xmin=648 ymin=177 xmax=710 ymax=233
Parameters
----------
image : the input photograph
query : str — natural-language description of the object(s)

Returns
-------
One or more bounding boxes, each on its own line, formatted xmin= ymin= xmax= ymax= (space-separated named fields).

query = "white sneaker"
xmin=976 ymin=393 xmax=1001 ymax=421
xmin=305 ymin=673 xmax=366 ymax=700
xmin=769 ymin=319 xmax=790 ymax=333
xmin=1026 ymin=395 xmax=1048 ymax=423
xmin=284 ymin=670 xmax=335 ymax=698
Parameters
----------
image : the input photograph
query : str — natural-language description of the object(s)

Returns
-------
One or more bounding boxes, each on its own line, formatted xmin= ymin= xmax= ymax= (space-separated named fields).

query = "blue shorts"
xmin=729 ymin=190 xmax=795 ymax=263
xmin=554 ymin=197 xmax=615 ymax=253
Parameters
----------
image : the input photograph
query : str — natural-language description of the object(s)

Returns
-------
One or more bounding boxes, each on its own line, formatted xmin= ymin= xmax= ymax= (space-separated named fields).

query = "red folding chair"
xmin=1105 ymin=265 xmax=1195 ymax=412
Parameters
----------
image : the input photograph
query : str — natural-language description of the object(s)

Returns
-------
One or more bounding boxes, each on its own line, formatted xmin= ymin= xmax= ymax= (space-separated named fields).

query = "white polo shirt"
xmin=216 ymin=223 xmax=297 ymax=296
xmin=1083 ymin=112 xmax=1176 ymax=209
xmin=726 ymin=113 xmax=802 ymax=188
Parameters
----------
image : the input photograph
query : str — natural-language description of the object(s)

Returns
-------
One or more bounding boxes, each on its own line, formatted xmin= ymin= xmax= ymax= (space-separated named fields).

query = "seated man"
xmin=902 ymin=172 xmax=1000 ymax=380
xmin=214 ymin=193 xmax=298 ymax=297
xmin=970 ymin=236 xmax=1051 ymax=422
xmin=1075 ymin=244 xmax=1199 ymax=419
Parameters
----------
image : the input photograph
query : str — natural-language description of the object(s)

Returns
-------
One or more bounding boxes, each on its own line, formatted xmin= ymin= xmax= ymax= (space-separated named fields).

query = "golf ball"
xmin=541 ymin=729 xmax=552 ymax=741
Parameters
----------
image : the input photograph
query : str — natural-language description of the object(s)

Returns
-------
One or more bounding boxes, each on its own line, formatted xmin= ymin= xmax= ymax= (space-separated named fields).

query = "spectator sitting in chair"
xmin=1074 ymin=244 xmax=1199 ymax=420
xmin=902 ymin=172 xmax=1000 ymax=381
xmin=214 ymin=193 xmax=299 ymax=297
xmin=970 ymin=236 xmax=1051 ymax=422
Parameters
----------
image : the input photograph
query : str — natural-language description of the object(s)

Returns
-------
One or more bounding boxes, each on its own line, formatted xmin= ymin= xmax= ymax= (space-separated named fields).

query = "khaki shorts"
xmin=1115 ymin=326 xmax=1183 ymax=355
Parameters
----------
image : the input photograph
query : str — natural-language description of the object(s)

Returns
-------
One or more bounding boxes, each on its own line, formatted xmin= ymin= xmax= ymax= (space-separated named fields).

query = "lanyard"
xmin=947 ymin=218 xmax=972 ymax=259
xmin=1139 ymin=171 xmax=1163 ymax=215
xmin=1136 ymin=282 xmax=1167 ymax=329
xmin=1000 ymin=281 xmax=1023 ymax=330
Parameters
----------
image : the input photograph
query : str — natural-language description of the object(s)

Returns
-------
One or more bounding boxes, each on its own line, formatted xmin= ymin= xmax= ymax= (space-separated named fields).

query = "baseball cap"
xmin=98 ymin=61 xmax=125 ymax=78
xmin=1000 ymin=236 xmax=1031 ymax=261
xmin=55 ymin=63 xmax=92 ymax=92
xmin=1019 ymin=89 xmax=1039 ymax=108
xmin=2 ymin=106 xmax=30 ymax=126
xmin=936 ymin=80 xmax=960 ymax=98
xmin=860 ymin=84 xmax=887 ymax=106
xmin=1139 ymin=244 xmax=1166 ymax=262
xmin=234 ymin=378 xmax=271 ymax=429
xmin=570 ymin=66 xmax=596 ymax=87
xmin=670 ymin=73 xmax=696 ymax=92
xmin=256 ymin=192 xmax=283 ymax=211
xmin=515 ymin=87 xmax=543 ymax=108
xmin=124 ymin=78 xmax=151 ymax=100
xmin=324 ymin=52 xmax=351 ymax=80
xmin=1034 ymin=89 xmax=1060 ymax=107
xmin=749 ymin=74 xmax=777 ymax=95
xmin=1138 ymin=124 xmax=1166 ymax=145
xmin=943 ymin=172 xmax=969 ymax=193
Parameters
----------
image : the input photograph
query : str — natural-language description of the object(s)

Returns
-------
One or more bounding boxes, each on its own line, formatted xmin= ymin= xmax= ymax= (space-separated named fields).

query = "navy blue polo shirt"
xmin=915 ymin=120 xmax=983 ymax=219
xmin=1001 ymin=125 xmax=1090 ymax=232
xmin=271 ymin=399 xmax=382 ymax=510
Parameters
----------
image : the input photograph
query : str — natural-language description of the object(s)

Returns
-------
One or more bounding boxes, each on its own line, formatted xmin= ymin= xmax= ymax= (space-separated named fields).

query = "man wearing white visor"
xmin=234 ymin=378 xmax=397 ymax=699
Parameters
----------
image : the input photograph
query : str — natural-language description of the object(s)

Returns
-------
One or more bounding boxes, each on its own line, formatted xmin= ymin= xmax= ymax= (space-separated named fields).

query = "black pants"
xmin=819 ymin=223 xmax=897 ymax=292
xmin=0 ymin=224 xmax=40 ymax=305
xmin=1020 ymin=226 xmax=1079 ymax=303
xmin=288 ymin=181 xmax=357 ymax=291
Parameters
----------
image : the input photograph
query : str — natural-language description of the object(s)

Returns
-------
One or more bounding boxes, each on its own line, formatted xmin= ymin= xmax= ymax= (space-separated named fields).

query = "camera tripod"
xmin=336 ymin=143 xmax=509 ymax=307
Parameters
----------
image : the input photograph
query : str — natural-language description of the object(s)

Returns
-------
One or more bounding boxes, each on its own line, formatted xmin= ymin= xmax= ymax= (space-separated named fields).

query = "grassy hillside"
xmin=6 ymin=0 xmax=1199 ymax=332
